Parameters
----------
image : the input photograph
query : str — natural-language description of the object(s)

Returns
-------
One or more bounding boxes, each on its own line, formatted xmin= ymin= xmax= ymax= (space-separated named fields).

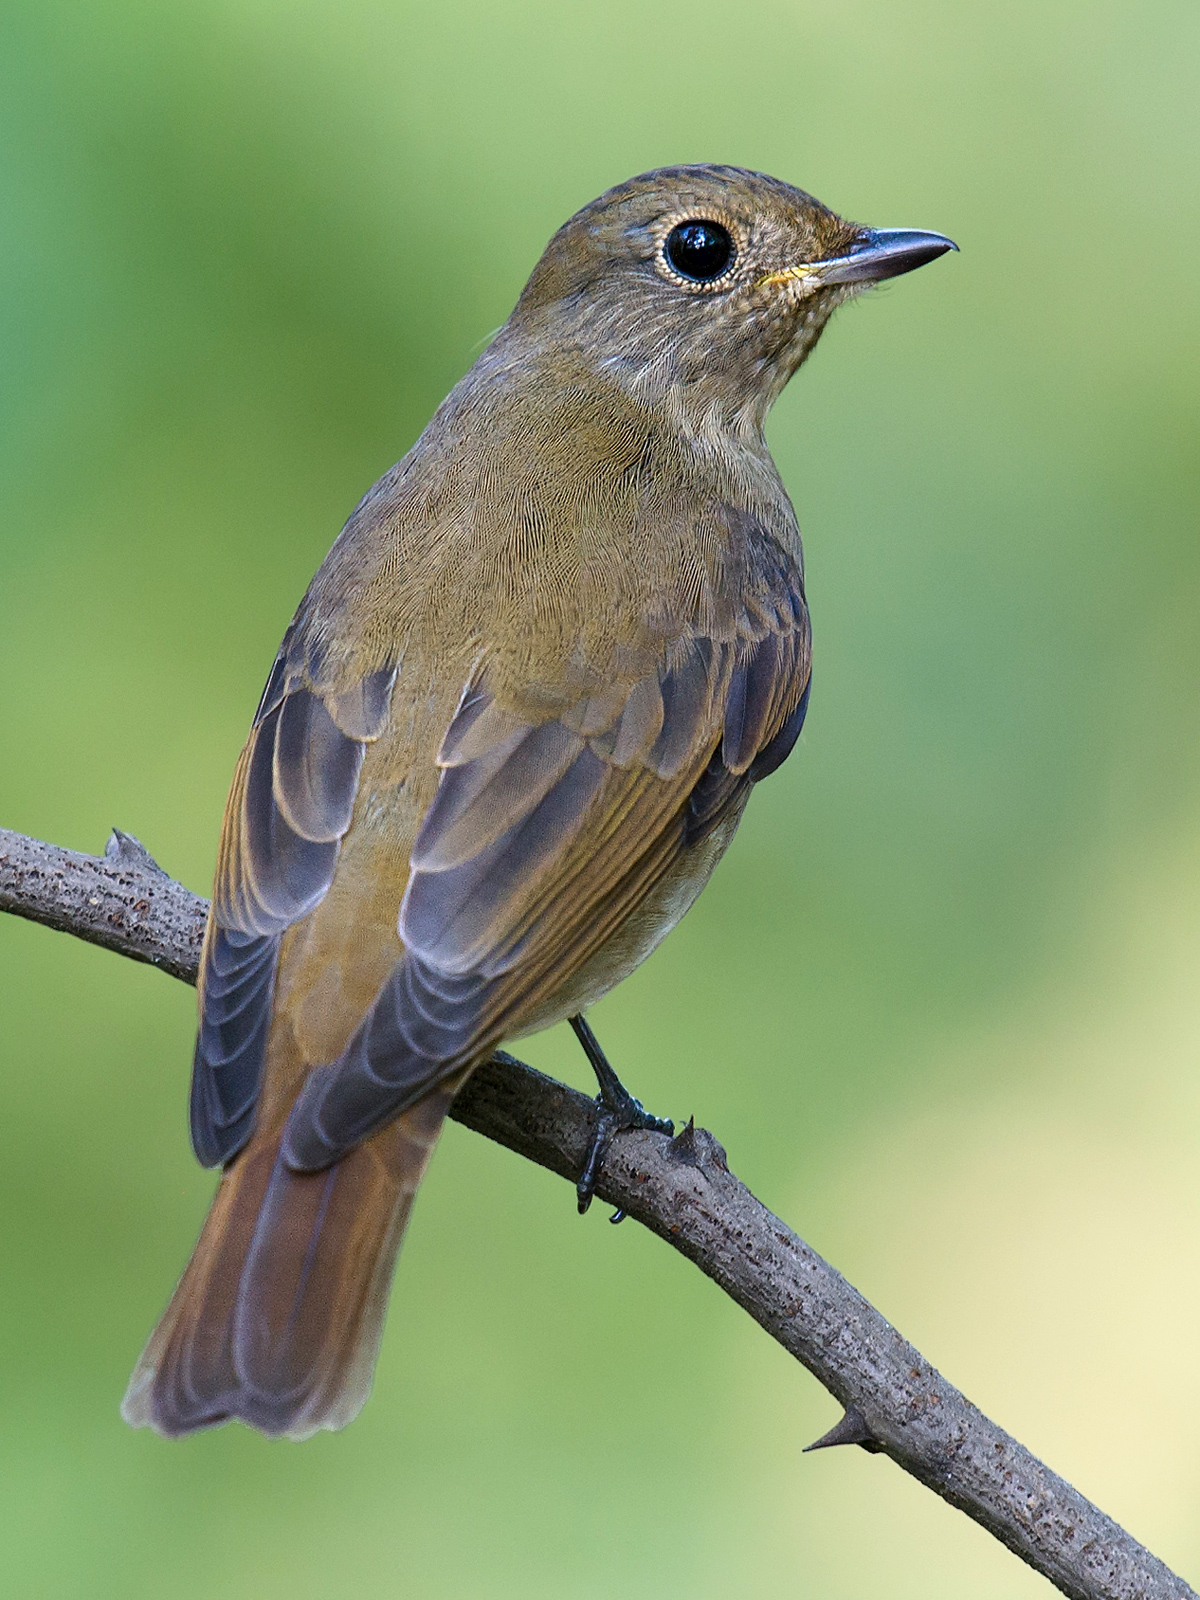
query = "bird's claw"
xmin=575 ymin=1078 xmax=674 ymax=1214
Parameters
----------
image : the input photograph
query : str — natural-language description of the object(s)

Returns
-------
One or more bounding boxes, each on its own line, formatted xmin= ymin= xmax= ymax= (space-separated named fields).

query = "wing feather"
xmin=192 ymin=667 xmax=395 ymax=1166
xmin=647 ymin=639 xmax=719 ymax=778
xmin=724 ymin=633 xmax=785 ymax=772
xmin=327 ymin=666 xmax=398 ymax=741
xmin=411 ymin=721 xmax=584 ymax=872
xmin=273 ymin=691 xmax=365 ymax=842
xmin=400 ymin=742 xmax=609 ymax=973
xmin=236 ymin=701 xmax=348 ymax=933
xmin=190 ymin=926 xmax=280 ymax=1166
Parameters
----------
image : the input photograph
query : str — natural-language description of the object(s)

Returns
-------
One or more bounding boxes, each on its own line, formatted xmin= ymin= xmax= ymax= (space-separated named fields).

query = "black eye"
xmin=665 ymin=219 xmax=734 ymax=282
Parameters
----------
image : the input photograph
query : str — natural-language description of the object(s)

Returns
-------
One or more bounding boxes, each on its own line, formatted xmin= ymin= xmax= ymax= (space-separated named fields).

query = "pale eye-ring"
xmin=665 ymin=219 xmax=735 ymax=282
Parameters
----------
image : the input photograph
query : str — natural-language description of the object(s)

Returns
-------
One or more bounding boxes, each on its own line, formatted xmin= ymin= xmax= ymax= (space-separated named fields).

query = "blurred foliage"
xmin=2 ymin=0 xmax=1199 ymax=1595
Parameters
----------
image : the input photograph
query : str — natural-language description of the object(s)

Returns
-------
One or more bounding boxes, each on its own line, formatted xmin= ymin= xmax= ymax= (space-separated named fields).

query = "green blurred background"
xmin=2 ymin=0 xmax=1199 ymax=1594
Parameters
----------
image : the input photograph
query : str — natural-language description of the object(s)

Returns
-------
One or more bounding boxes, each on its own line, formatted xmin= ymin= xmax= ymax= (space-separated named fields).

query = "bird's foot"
xmin=570 ymin=1014 xmax=673 ymax=1215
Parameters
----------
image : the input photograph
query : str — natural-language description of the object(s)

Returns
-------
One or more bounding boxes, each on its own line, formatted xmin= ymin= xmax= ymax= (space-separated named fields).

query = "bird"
xmin=121 ymin=164 xmax=955 ymax=1440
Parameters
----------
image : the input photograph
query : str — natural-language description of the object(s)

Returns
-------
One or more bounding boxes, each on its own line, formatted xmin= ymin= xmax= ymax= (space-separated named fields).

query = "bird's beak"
xmin=817 ymin=228 xmax=958 ymax=284
xmin=761 ymin=229 xmax=958 ymax=290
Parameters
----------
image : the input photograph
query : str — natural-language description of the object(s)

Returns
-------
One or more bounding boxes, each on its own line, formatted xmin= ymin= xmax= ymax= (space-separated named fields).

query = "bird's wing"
xmin=190 ymin=624 xmax=396 ymax=1167
xmin=282 ymin=533 xmax=811 ymax=1171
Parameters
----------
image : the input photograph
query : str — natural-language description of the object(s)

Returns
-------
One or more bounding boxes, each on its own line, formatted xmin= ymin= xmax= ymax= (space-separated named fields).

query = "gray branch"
xmin=1 ymin=823 xmax=1193 ymax=1600
xmin=0 ymin=827 xmax=206 ymax=982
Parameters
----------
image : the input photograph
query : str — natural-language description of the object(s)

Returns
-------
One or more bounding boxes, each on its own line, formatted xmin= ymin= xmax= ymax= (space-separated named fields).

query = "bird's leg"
xmin=571 ymin=1013 xmax=674 ymax=1215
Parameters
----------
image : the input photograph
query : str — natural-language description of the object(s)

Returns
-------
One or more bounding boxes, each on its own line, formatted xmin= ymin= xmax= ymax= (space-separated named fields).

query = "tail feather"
xmin=122 ymin=1081 xmax=460 ymax=1440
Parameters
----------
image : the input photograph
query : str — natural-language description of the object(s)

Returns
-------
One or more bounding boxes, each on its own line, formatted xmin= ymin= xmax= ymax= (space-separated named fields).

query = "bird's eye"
xmin=665 ymin=219 xmax=735 ymax=282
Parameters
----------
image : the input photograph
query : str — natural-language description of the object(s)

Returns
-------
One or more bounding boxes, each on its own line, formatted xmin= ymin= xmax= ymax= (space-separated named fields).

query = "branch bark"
xmin=2 ymin=823 xmax=1193 ymax=1600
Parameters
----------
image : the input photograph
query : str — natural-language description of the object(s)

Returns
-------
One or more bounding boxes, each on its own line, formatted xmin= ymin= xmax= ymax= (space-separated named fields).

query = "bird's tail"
xmin=122 ymin=1079 xmax=460 ymax=1440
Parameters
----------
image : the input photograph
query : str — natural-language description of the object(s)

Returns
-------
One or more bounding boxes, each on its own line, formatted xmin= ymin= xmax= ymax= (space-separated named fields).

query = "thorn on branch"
xmin=104 ymin=829 xmax=168 ymax=877
xmin=804 ymin=1404 xmax=883 ymax=1455
xmin=665 ymin=1116 xmax=727 ymax=1173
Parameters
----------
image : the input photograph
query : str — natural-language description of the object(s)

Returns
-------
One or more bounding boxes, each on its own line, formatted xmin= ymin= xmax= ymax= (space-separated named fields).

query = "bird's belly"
xmin=509 ymin=802 xmax=747 ymax=1039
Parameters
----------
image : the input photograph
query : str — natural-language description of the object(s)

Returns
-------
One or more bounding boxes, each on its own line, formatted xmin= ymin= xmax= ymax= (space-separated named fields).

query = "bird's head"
xmin=510 ymin=165 xmax=955 ymax=431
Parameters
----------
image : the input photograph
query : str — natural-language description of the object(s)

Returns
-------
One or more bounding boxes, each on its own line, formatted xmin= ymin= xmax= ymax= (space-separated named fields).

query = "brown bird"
xmin=122 ymin=165 xmax=954 ymax=1439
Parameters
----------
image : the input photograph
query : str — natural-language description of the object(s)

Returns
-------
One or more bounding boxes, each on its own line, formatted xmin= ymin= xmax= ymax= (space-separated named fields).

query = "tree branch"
xmin=2 ymin=823 xmax=1193 ymax=1600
